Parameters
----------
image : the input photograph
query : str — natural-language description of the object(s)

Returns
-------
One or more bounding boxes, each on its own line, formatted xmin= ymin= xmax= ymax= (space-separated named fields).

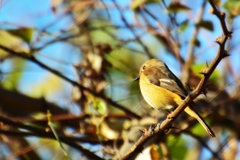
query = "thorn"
xmin=139 ymin=146 xmax=144 ymax=154
xmin=222 ymin=50 xmax=230 ymax=58
xmin=228 ymin=31 xmax=233 ymax=34
xmin=206 ymin=60 xmax=209 ymax=68
xmin=202 ymin=83 xmax=211 ymax=97
xmin=151 ymin=124 xmax=157 ymax=135
xmin=202 ymin=88 xmax=208 ymax=97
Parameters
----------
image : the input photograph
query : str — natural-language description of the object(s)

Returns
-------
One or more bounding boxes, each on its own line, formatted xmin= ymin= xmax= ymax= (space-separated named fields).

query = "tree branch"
xmin=112 ymin=0 xmax=153 ymax=59
xmin=122 ymin=0 xmax=232 ymax=159
xmin=0 ymin=116 xmax=104 ymax=160
xmin=182 ymin=0 xmax=207 ymax=84
xmin=0 ymin=45 xmax=141 ymax=119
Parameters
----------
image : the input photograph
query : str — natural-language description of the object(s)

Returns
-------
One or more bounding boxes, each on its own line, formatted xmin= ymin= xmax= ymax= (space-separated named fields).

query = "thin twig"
xmin=184 ymin=131 xmax=221 ymax=159
xmin=0 ymin=129 xmax=123 ymax=145
xmin=112 ymin=0 xmax=153 ymax=58
xmin=182 ymin=0 xmax=207 ymax=84
xmin=0 ymin=116 xmax=104 ymax=160
xmin=142 ymin=6 xmax=185 ymax=65
xmin=0 ymin=44 xmax=141 ymax=119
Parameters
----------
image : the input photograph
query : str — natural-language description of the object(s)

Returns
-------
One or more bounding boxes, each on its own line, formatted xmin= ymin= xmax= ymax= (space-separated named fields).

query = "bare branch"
xmin=112 ymin=0 xmax=153 ymax=58
xmin=0 ymin=116 xmax=104 ymax=160
xmin=0 ymin=44 xmax=141 ymax=119
xmin=182 ymin=1 xmax=207 ymax=84
xmin=122 ymin=0 xmax=232 ymax=158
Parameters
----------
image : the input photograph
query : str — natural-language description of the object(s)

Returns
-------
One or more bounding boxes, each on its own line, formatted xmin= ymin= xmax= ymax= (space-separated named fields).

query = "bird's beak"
xmin=134 ymin=75 xmax=140 ymax=81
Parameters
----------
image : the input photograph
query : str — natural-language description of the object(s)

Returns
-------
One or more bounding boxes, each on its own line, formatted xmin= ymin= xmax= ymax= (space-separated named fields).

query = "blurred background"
xmin=0 ymin=0 xmax=240 ymax=159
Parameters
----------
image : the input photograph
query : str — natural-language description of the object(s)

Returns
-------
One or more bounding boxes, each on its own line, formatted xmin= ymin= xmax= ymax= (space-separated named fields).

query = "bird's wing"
xmin=159 ymin=64 xmax=188 ymax=98
xmin=145 ymin=65 xmax=188 ymax=98
xmin=159 ymin=78 xmax=187 ymax=98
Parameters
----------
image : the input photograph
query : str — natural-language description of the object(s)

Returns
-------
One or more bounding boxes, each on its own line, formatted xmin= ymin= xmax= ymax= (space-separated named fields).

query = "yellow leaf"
xmin=7 ymin=27 xmax=34 ymax=44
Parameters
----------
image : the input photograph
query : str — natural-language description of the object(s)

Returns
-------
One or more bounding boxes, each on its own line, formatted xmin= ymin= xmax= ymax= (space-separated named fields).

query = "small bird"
xmin=135 ymin=59 xmax=215 ymax=137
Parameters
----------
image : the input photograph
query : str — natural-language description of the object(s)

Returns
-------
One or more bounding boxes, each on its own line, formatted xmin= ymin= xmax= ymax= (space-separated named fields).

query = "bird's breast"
xmin=140 ymin=75 xmax=182 ymax=112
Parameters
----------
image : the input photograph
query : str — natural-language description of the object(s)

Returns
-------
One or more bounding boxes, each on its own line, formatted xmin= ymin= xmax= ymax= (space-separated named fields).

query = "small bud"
xmin=216 ymin=37 xmax=221 ymax=43
xmin=200 ymin=67 xmax=208 ymax=74
xmin=220 ymin=12 xmax=226 ymax=18
xmin=45 ymin=127 xmax=50 ymax=132
xmin=139 ymin=128 xmax=147 ymax=134
xmin=209 ymin=8 xmax=214 ymax=14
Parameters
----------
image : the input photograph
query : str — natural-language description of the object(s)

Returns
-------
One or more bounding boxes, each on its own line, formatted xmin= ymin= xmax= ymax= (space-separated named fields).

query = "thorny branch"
xmin=122 ymin=1 xmax=232 ymax=159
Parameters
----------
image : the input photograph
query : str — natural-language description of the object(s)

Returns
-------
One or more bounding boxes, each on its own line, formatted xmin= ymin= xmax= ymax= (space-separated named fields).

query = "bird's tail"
xmin=184 ymin=107 xmax=215 ymax=137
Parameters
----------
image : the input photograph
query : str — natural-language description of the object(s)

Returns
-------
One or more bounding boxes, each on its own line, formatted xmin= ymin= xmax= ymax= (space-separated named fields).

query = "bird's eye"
xmin=142 ymin=65 xmax=146 ymax=70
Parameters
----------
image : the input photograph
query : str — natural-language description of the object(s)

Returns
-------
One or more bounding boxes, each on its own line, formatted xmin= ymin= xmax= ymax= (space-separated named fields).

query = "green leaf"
xmin=130 ymin=0 xmax=147 ymax=10
xmin=191 ymin=119 xmax=211 ymax=137
xmin=167 ymin=135 xmax=187 ymax=159
xmin=194 ymin=39 xmax=201 ymax=47
xmin=192 ymin=64 xmax=220 ymax=84
xmin=168 ymin=2 xmax=191 ymax=13
xmin=2 ymin=58 xmax=25 ymax=90
xmin=130 ymin=0 xmax=160 ymax=11
xmin=95 ymin=100 xmax=107 ymax=115
xmin=223 ymin=0 xmax=240 ymax=16
xmin=178 ymin=20 xmax=189 ymax=33
xmin=196 ymin=20 xmax=214 ymax=31
xmin=6 ymin=27 xmax=34 ymax=44
xmin=213 ymin=0 xmax=221 ymax=6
